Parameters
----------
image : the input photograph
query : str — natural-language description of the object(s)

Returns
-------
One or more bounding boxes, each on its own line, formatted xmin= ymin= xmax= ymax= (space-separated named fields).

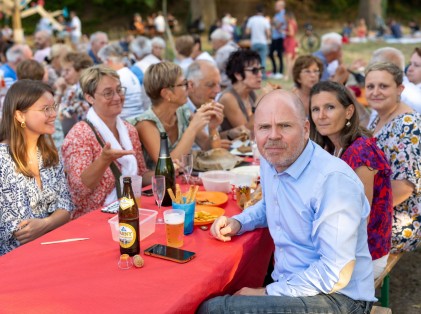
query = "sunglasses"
xmin=244 ymin=66 xmax=265 ymax=75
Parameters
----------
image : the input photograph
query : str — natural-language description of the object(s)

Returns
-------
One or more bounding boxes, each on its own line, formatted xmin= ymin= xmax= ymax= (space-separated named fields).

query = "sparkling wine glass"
xmin=181 ymin=154 xmax=193 ymax=185
xmin=152 ymin=175 xmax=166 ymax=224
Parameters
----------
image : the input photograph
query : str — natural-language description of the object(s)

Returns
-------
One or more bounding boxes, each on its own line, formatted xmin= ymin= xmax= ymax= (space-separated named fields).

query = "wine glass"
xmin=181 ymin=154 xmax=193 ymax=185
xmin=152 ymin=175 xmax=166 ymax=224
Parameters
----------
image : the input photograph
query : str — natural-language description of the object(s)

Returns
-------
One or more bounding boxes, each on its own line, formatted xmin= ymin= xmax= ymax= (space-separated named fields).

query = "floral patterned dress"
xmin=341 ymin=137 xmax=393 ymax=260
xmin=368 ymin=112 xmax=421 ymax=253
xmin=0 ymin=144 xmax=74 ymax=256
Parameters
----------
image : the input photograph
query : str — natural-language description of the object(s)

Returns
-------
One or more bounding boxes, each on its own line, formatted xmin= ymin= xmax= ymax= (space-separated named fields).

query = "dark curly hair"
xmin=226 ymin=49 xmax=262 ymax=84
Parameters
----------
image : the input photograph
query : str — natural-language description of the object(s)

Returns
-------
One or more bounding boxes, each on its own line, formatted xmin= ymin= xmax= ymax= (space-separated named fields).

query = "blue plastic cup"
xmin=172 ymin=199 xmax=195 ymax=235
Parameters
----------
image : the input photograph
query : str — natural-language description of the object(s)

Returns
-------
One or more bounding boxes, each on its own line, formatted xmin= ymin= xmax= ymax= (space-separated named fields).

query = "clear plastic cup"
xmin=118 ymin=254 xmax=133 ymax=270
xmin=164 ymin=209 xmax=185 ymax=248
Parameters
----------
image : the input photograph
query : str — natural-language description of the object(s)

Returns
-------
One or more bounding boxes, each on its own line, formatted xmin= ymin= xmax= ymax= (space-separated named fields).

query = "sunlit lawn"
xmin=200 ymin=33 xmax=420 ymax=91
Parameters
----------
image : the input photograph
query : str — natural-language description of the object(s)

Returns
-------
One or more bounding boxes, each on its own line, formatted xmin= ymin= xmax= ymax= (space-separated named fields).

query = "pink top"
xmin=62 ymin=121 xmax=148 ymax=219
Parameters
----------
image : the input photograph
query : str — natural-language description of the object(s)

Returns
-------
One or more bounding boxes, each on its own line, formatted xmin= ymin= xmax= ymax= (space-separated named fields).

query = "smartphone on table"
xmin=144 ymin=244 xmax=196 ymax=263
xmin=142 ymin=188 xmax=153 ymax=196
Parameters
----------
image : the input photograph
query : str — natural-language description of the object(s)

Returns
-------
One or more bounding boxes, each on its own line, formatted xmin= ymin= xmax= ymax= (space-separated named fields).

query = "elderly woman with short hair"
xmin=366 ymin=61 xmax=421 ymax=253
xmin=56 ymin=52 xmax=93 ymax=135
xmin=130 ymin=61 xmax=224 ymax=169
xmin=62 ymin=65 xmax=152 ymax=219
xmin=291 ymin=55 xmax=323 ymax=115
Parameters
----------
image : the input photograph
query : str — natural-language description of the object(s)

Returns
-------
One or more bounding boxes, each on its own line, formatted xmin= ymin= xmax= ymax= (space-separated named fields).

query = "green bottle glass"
xmin=155 ymin=132 xmax=176 ymax=206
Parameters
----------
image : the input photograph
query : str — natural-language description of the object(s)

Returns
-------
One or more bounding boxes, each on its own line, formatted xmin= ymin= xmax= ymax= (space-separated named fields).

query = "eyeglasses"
xmin=95 ymin=87 xmax=127 ymax=100
xmin=244 ymin=66 xmax=265 ymax=75
xmin=27 ymin=103 xmax=59 ymax=117
xmin=301 ymin=69 xmax=321 ymax=75
xmin=170 ymin=80 xmax=189 ymax=89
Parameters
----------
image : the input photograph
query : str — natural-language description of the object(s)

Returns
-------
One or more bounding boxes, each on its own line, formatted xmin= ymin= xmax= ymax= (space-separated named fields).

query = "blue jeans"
xmin=198 ymin=293 xmax=373 ymax=314
xmin=251 ymin=43 xmax=268 ymax=78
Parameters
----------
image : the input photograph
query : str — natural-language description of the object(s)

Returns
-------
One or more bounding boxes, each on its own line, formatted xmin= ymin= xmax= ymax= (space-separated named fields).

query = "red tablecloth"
xmin=0 ymin=187 xmax=273 ymax=314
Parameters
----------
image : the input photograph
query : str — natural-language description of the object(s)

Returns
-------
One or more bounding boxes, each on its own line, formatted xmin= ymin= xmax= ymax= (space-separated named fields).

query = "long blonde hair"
xmin=0 ymin=80 xmax=58 ymax=176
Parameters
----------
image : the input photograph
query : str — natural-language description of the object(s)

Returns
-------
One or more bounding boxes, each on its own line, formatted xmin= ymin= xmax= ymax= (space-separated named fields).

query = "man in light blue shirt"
xmin=199 ymin=90 xmax=375 ymax=313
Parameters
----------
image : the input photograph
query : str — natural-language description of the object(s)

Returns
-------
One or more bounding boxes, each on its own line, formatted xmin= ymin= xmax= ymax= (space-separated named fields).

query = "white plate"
xmin=230 ymin=165 xmax=260 ymax=178
xmin=230 ymin=139 xmax=252 ymax=156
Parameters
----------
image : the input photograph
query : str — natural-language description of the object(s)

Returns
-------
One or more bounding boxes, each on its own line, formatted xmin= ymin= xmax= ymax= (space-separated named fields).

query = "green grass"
xmin=266 ymin=40 xmax=420 ymax=90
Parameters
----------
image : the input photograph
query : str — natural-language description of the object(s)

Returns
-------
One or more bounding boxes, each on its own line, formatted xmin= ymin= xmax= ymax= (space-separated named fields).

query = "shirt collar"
xmin=281 ymin=140 xmax=314 ymax=179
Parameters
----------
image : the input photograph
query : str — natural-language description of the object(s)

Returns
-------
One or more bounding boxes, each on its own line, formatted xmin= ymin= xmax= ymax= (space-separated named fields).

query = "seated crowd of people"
xmin=0 ymin=9 xmax=420 ymax=312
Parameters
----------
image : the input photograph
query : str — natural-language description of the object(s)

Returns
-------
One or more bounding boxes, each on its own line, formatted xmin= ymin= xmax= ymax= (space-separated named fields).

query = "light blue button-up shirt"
xmin=233 ymin=140 xmax=376 ymax=301
xmin=272 ymin=10 xmax=285 ymax=40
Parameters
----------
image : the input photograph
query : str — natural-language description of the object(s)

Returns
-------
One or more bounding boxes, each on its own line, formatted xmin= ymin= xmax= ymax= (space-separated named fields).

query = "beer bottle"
xmin=155 ymin=132 xmax=176 ymax=206
xmin=119 ymin=177 xmax=140 ymax=256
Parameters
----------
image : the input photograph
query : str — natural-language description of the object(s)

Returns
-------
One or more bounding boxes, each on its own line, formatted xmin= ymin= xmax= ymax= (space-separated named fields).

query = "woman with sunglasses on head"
xmin=309 ymin=80 xmax=393 ymax=278
xmin=62 ymin=66 xmax=153 ymax=219
xmin=0 ymin=80 xmax=73 ymax=256
xmin=365 ymin=62 xmax=421 ymax=254
xmin=129 ymin=61 xmax=224 ymax=169
xmin=218 ymin=49 xmax=265 ymax=138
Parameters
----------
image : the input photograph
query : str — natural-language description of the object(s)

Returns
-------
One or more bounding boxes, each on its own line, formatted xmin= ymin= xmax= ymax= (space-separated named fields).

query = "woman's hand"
xmin=14 ymin=219 xmax=49 ymax=245
xmin=189 ymin=107 xmax=212 ymax=133
xmin=13 ymin=210 xmax=70 ymax=245
xmin=100 ymin=142 xmax=135 ymax=164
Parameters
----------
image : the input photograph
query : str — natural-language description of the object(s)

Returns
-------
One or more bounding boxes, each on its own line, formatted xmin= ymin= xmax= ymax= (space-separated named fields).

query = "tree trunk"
xmin=358 ymin=0 xmax=386 ymax=30
xmin=189 ymin=0 xmax=216 ymax=31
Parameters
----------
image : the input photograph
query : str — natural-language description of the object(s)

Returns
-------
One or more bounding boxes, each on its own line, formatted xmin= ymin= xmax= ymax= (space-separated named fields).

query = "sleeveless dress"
xmin=219 ymin=86 xmax=256 ymax=132
xmin=129 ymin=104 xmax=191 ymax=169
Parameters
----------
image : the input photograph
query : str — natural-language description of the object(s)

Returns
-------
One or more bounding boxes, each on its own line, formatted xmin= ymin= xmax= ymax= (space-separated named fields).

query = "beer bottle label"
xmin=120 ymin=197 xmax=135 ymax=210
xmin=119 ymin=223 xmax=137 ymax=248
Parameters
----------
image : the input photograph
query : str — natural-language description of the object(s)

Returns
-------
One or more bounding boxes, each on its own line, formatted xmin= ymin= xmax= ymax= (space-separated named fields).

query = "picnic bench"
xmin=374 ymin=253 xmax=404 ymax=307
xmin=371 ymin=305 xmax=392 ymax=314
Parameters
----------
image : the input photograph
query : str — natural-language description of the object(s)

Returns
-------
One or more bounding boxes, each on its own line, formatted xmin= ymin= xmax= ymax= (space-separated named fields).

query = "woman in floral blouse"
xmin=309 ymin=80 xmax=393 ymax=278
xmin=0 ymin=80 xmax=73 ymax=256
xmin=62 ymin=66 xmax=152 ymax=219
xmin=365 ymin=62 xmax=421 ymax=253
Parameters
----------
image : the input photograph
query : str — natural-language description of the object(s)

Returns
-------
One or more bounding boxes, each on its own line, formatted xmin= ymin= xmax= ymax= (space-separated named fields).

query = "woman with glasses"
xmin=0 ymin=80 xmax=73 ymax=256
xmin=218 ymin=49 xmax=263 ymax=136
xmin=56 ymin=52 xmax=93 ymax=136
xmin=130 ymin=61 xmax=224 ymax=169
xmin=291 ymin=55 xmax=323 ymax=115
xmin=62 ymin=66 xmax=152 ymax=219
xmin=309 ymin=81 xmax=393 ymax=278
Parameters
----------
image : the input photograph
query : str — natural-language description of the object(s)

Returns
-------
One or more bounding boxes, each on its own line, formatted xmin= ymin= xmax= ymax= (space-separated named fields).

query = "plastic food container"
xmin=108 ymin=209 xmax=158 ymax=242
xmin=199 ymin=170 xmax=233 ymax=193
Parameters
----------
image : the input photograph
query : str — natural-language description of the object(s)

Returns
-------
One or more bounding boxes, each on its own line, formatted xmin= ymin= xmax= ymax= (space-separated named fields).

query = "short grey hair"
xmin=80 ymin=65 xmax=120 ymax=97
xmin=370 ymin=47 xmax=405 ymax=71
xmin=98 ymin=43 xmax=124 ymax=64
xmin=151 ymin=36 xmax=166 ymax=48
xmin=6 ymin=44 xmax=29 ymax=63
xmin=365 ymin=62 xmax=403 ymax=86
xmin=210 ymin=28 xmax=232 ymax=42
xmin=130 ymin=36 xmax=152 ymax=59
xmin=186 ymin=60 xmax=217 ymax=86
xmin=320 ymin=32 xmax=342 ymax=54
xmin=90 ymin=31 xmax=108 ymax=44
